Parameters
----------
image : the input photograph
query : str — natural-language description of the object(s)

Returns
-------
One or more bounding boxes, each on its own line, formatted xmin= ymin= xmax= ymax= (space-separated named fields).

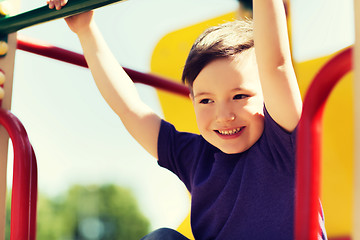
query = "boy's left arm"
xmin=253 ymin=0 xmax=302 ymax=132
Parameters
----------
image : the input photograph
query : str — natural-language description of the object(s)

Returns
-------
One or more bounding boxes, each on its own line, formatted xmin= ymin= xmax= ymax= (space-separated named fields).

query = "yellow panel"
xmin=322 ymin=73 xmax=353 ymax=237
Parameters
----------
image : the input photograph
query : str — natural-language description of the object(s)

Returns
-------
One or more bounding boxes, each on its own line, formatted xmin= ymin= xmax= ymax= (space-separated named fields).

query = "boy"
xmin=48 ymin=0 xmax=327 ymax=239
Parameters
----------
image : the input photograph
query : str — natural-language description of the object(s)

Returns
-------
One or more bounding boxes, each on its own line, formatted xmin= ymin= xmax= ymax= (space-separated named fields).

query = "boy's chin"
xmin=217 ymin=145 xmax=250 ymax=155
xmin=221 ymin=149 xmax=244 ymax=155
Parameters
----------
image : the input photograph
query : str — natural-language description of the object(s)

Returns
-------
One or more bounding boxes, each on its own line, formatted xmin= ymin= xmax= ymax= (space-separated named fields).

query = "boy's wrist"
xmin=76 ymin=21 xmax=96 ymax=38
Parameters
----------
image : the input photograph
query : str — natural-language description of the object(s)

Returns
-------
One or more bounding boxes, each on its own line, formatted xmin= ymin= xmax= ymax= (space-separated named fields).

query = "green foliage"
xmin=5 ymin=191 xmax=10 ymax=240
xmin=6 ymin=184 xmax=150 ymax=240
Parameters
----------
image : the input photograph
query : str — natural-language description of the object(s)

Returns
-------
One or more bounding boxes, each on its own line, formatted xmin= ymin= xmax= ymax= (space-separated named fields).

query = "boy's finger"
xmin=54 ymin=0 xmax=62 ymax=10
xmin=60 ymin=0 xmax=68 ymax=6
xmin=48 ymin=0 xmax=55 ymax=9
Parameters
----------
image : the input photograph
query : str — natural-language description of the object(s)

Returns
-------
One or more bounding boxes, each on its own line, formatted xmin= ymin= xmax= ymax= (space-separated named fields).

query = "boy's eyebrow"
xmin=193 ymin=88 xmax=246 ymax=98
xmin=193 ymin=92 xmax=212 ymax=98
xmin=231 ymin=87 xmax=245 ymax=92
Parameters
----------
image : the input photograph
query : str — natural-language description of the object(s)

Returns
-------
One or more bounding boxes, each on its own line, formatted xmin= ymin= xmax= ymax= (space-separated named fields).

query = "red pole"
xmin=295 ymin=47 xmax=353 ymax=240
xmin=29 ymin=146 xmax=37 ymax=240
xmin=16 ymin=35 xmax=190 ymax=97
xmin=0 ymin=108 xmax=37 ymax=240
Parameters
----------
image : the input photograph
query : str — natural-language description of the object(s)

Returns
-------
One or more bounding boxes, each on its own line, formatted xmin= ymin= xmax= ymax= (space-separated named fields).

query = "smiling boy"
xmin=189 ymin=51 xmax=264 ymax=154
xmin=48 ymin=0 xmax=327 ymax=239
xmin=154 ymin=17 xmax=303 ymax=239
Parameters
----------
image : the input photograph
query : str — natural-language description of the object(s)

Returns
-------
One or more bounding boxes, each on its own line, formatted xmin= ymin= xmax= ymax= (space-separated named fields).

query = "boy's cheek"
xmin=237 ymin=102 xmax=263 ymax=116
xmin=243 ymin=97 xmax=264 ymax=114
xmin=194 ymin=110 xmax=210 ymax=125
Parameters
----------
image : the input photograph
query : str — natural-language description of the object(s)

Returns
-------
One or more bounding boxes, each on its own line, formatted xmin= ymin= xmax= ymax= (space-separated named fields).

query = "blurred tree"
xmin=60 ymin=184 xmax=150 ymax=240
xmin=36 ymin=193 xmax=68 ymax=239
xmin=5 ymin=191 xmax=10 ymax=240
xmin=6 ymin=184 xmax=150 ymax=240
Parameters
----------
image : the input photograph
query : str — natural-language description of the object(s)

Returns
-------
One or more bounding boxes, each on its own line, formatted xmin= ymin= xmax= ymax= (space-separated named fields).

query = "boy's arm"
xmin=253 ymin=0 xmax=302 ymax=132
xmin=66 ymin=12 xmax=161 ymax=159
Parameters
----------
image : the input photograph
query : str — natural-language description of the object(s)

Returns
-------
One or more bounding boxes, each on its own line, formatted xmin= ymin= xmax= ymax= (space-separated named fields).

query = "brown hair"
xmin=182 ymin=19 xmax=254 ymax=89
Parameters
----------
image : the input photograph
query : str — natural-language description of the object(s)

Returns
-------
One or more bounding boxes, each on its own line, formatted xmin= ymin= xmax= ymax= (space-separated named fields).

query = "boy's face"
xmin=190 ymin=51 xmax=264 ymax=154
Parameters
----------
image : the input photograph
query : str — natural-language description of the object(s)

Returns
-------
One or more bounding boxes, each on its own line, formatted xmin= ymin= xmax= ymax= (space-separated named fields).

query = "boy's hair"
xmin=182 ymin=19 xmax=254 ymax=90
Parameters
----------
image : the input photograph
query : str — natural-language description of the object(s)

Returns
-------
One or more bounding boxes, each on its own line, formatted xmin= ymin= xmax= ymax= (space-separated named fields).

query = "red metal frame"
xmin=0 ymin=108 xmax=37 ymax=240
xmin=295 ymin=47 xmax=353 ymax=240
xmin=16 ymin=35 xmax=190 ymax=97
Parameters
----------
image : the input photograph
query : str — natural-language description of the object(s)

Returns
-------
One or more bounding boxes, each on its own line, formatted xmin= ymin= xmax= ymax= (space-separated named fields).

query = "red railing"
xmin=295 ymin=47 xmax=353 ymax=240
xmin=16 ymin=35 xmax=190 ymax=97
xmin=0 ymin=108 xmax=37 ymax=240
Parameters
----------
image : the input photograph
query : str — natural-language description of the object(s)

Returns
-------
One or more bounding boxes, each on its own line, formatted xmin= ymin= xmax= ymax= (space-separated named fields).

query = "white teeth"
xmin=218 ymin=128 xmax=242 ymax=135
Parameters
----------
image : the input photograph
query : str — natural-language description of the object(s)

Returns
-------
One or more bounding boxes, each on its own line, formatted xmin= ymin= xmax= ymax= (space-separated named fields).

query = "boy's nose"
xmin=216 ymin=106 xmax=236 ymax=123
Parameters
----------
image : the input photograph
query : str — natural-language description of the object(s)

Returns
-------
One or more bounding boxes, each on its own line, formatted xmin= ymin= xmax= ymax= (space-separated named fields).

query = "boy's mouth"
xmin=215 ymin=127 xmax=245 ymax=136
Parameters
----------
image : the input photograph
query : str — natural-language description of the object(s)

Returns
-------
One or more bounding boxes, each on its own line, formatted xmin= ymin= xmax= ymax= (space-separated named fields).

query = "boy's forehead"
xmin=192 ymin=53 xmax=260 ymax=93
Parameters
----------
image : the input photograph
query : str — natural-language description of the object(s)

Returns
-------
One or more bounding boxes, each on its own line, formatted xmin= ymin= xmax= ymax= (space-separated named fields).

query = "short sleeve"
xmin=261 ymin=107 xmax=298 ymax=173
xmin=157 ymin=120 xmax=205 ymax=191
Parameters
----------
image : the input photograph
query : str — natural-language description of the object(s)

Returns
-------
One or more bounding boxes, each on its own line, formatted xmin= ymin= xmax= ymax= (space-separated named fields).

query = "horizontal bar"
xmin=16 ymin=35 xmax=190 ymax=97
xmin=0 ymin=0 xmax=124 ymax=36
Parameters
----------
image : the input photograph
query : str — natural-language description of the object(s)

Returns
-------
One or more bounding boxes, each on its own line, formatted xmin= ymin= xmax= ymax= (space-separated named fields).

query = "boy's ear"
xmin=189 ymin=93 xmax=194 ymax=102
xmin=188 ymin=87 xmax=194 ymax=102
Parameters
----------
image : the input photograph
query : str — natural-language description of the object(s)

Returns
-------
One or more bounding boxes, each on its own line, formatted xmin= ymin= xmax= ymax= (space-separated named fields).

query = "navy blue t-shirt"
xmin=158 ymin=108 xmax=326 ymax=240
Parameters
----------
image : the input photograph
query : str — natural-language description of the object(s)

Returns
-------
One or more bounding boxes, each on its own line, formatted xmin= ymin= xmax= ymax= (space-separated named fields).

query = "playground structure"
xmin=0 ymin=0 xmax=359 ymax=239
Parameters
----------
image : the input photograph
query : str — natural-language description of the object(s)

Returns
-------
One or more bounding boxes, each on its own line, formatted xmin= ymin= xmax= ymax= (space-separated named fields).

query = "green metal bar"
xmin=0 ymin=0 xmax=124 ymax=36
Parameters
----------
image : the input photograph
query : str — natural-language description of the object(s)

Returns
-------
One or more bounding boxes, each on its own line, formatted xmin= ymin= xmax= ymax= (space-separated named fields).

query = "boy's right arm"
xmin=66 ymin=12 xmax=162 ymax=159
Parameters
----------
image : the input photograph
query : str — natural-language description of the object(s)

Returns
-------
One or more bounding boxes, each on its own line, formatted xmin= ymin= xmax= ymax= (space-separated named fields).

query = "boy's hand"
xmin=64 ymin=11 xmax=94 ymax=35
xmin=46 ymin=0 xmax=94 ymax=35
xmin=47 ymin=0 xmax=67 ymax=10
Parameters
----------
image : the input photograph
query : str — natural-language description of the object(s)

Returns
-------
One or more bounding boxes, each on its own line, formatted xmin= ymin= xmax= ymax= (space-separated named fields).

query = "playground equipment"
xmin=0 ymin=108 xmax=37 ymax=240
xmin=0 ymin=0 xmax=358 ymax=239
xmin=0 ymin=0 xmax=124 ymax=35
xmin=16 ymin=35 xmax=189 ymax=97
xmin=295 ymin=47 xmax=353 ymax=240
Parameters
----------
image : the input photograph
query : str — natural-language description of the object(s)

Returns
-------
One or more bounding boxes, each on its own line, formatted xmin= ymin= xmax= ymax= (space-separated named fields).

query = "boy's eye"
xmin=199 ymin=98 xmax=213 ymax=104
xmin=233 ymin=94 xmax=248 ymax=100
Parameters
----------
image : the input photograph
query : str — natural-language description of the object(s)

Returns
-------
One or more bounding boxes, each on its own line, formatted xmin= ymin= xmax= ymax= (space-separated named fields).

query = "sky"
xmin=5 ymin=0 xmax=355 ymax=232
